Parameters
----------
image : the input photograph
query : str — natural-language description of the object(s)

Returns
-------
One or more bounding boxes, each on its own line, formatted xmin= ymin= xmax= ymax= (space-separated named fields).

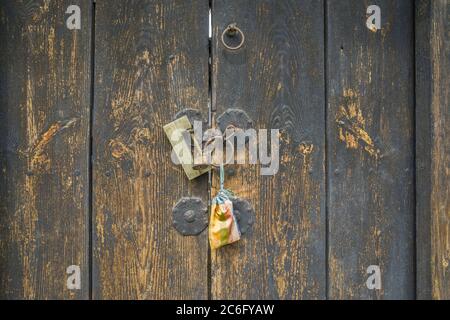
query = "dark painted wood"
xmin=211 ymin=0 xmax=326 ymax=299
xmin=92 ymin=0 xmax=209 ymax=299
xmin=0 ymin=0 xmax=91 ymax=299
xmin=327 ymin=1 xmax=415 ymax=299
xmin=1 ymin=0 xmax=447 ymax=301
xmin=416 ymin=0 xmax=450 ymax=300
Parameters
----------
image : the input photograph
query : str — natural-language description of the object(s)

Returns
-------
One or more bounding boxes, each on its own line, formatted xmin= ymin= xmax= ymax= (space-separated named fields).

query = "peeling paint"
xmin=298 ymin=142 xmax=314 ymax=158
xmin=29 ymin=118 xmax=77 ymax=169
xmin=109 ymin=139 xmax=132 ymax=159
xmin=336 ymin=89 xmax=380 ymax=158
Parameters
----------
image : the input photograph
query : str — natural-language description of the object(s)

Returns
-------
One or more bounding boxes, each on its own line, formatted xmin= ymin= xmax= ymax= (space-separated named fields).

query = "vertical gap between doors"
xmin=88 ymin=0 xmax=96 ymax=301
xmin=207 ymin=0 xmax=213 ymax=301
xmin=323 ymin=0 xmax=329 ymax=301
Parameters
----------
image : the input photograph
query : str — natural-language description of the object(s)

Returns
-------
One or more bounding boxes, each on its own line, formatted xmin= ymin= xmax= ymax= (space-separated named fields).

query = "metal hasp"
xmin=231 ymin=197 xmax=254 ymax=235
xmin=163 ymin=114 xmax=209 ymax=180
xmin=216 ymin=108 xmax=253 ymax=133
xmin=172 ymin=197 xmax=208 ymax=236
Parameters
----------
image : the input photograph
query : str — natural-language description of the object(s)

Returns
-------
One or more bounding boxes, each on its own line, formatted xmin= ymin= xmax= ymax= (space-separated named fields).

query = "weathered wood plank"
xmin=416 ymin=0 xmax=450 ymax=300
xmin=92 ymin=0 xmax=209 ymax=299
xmin=327 ymin=1 xmax=415 ymax=299
xmin=211 ymin=0 xmax=326 ymax=299
xmin=0 ymin=0 xmax=91 ymax=299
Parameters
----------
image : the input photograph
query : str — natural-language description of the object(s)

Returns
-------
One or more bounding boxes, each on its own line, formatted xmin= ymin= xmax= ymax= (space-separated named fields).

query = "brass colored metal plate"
xmin=163 ymin=116 xmax=210 ymax=180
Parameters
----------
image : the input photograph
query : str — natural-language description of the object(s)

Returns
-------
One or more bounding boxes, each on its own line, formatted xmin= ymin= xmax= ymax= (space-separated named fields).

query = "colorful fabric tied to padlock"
xmin=209 ymin=165 xmax=241 ymax=249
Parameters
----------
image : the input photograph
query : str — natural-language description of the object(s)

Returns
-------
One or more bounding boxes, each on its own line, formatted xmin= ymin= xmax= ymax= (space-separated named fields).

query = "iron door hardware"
xmin=216 ymin=108 xmax=253 ymax=133
xmin=172 ymin=197 xmax=208 ymax=236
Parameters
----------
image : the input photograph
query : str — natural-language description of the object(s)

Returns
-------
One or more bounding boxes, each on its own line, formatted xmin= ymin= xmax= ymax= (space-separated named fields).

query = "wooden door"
xmin=92 ymin=0 xmax=210 ymax=299
xmin=211 ymin=0 xmax=326 ymax=299
xmin=326 ymin=0 xmax=415 ymax=299
xmin=0 ymin=0 xmax=448 ymax=300
xmin=0 ymin=0 xmax=91 ymax=299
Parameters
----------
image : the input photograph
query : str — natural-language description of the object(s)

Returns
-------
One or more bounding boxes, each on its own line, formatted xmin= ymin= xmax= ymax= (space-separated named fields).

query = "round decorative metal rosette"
xmin=216 ymin=108 xmax=253 ymax=133
xmin=231 ymin=197 xmax=254 ymax=235
xmin=172 ymin=197 xmax=208 ymax=236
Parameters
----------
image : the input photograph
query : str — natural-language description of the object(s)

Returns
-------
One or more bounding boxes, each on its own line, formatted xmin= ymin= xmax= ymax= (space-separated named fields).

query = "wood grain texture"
xmin=327 ymin=1 xmax=415 ymax=299
xmin=416 ymin=0 xmax=450 ymax=300
xmin=92 ymin=0 xmax=209 ymax=299
xmin=211 ymin=0 xmax=326 ymax=299
xmin=0 ymin=0 xmax=91 ymax=299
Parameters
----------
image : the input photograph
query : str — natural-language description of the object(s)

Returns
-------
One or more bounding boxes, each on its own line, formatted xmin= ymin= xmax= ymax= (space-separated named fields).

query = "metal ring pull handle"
xmin=221 ymin=23 xmax=245 ymax=50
